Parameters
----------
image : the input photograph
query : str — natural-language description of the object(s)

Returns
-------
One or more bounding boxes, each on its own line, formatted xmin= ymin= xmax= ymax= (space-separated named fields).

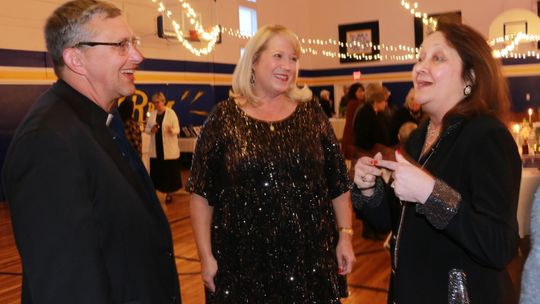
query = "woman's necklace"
xmin=254 ymin=98 xmax=293 ymax=132
xmin=422 ymin=121 xmax=441 ymax=156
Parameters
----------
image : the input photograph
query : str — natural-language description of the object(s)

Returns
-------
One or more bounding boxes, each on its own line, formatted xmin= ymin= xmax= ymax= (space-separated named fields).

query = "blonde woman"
xmin=145 ymin=92 xmax=181 ymax=202
xmin=187 ymin=25 xmax=355 ymax=303
xmin=389 ymin=87 xmax=426 ymax=146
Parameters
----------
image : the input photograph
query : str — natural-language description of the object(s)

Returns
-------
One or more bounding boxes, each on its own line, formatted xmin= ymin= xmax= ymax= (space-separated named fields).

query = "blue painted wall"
xmin=1 ymin=48 xmax=539 ymax=200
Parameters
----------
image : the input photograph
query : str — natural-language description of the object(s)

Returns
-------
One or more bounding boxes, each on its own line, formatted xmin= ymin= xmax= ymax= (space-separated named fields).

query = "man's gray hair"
xmin=44 ymin=0 xmax=121 ymax=76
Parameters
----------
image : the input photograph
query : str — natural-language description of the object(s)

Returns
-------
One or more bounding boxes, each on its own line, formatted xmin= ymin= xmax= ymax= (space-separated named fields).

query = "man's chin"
xmin=121 ymin=85 xmax=137 ymax=97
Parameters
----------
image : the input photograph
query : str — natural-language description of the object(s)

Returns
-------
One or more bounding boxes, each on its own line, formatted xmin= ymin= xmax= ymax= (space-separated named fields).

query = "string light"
xmin=149 ymin=0 xmax=540 ymax=61
xmin=399 ymin=0 xmax=540 ymax=60
xmin=150 ymin=0 xmax=415 ymax=61
xmin=218 ymin=25 xmax=418 ymax=62
xmin=400 ymin=0 xmax=437 ymax=32
xmin=489 ymin=32 xmax=540 ymax=58
xmin=153 ymin=0 xmax=221 ymax=56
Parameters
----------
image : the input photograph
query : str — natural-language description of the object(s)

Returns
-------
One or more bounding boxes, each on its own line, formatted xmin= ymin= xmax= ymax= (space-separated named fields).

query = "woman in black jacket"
xmin=353 ymin=82 xmax=391 ymax=155
xmin=351 ymin=20 xmax=521 ymax=304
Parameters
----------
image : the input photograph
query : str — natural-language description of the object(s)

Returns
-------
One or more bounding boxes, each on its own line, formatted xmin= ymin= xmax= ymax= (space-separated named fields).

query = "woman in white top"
xmin=145 ymin=92 xmax=181 ymax=202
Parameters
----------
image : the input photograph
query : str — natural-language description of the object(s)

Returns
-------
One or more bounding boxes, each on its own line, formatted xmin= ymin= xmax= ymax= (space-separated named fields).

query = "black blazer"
xmin=353 ymin=104 xmax=390 ymax=151
xmin=357 ymin=115 xmax=521 ymax=304
xmin=2 ymin=80 xmax=180 ymax=304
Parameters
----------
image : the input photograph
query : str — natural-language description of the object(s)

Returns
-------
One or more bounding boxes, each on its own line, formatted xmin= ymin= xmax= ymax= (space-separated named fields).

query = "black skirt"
xmin=150 ymin=157 xmax=182 ymax=193
xmin=150 ymin=113 xmax=182 ymax=193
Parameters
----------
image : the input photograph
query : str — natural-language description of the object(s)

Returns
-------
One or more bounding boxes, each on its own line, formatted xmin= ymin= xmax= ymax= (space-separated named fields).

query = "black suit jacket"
xmin=353 ymin=104 xmax=390 ymax=151
xmin=356 ymin=115 xmax=521 ymax=304
xmin=2 ymin=80 xmax=180 ymax=303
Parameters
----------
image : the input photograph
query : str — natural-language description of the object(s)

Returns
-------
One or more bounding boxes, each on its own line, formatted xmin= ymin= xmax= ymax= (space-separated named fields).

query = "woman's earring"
xmin=250 ymin=70 xmax=256 ymax=87
xmin=463 ymin=84 xmax=472 ymax=97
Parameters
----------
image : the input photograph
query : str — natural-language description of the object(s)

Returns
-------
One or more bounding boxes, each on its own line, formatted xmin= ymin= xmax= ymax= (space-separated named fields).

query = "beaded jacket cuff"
xmin=416 ymin=178 xmax=460 ymax=229
xmin=350 ymin=178 xmax=384 ymax=210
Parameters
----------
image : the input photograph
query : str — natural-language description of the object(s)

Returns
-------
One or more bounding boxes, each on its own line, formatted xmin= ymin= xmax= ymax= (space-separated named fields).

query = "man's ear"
xmin=62 ymin=48 xmax=86 ymax=75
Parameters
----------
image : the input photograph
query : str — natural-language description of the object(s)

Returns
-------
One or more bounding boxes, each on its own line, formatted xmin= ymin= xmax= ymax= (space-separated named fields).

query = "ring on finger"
xmin=361 ymin=176 xmax=368 ymax=182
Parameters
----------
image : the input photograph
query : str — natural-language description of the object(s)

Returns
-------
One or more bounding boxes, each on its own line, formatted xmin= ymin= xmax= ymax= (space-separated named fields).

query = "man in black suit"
xmin=1 ymin=1 xmax=181 ymax=303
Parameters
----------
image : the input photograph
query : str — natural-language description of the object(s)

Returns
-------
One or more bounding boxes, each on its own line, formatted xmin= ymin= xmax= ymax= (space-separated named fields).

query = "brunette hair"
xmin=346 ymin=83 xmax=364 ymax=100
xmin=435 ymin=20 xmax=510 ymax=123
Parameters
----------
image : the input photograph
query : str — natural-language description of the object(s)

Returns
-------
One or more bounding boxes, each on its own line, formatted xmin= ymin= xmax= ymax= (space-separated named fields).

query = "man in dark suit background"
xmin=1 ymin=1 xmax=181 ymax=303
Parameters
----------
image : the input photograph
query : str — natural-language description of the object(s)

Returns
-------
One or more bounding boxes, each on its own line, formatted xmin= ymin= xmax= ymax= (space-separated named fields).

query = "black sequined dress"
xmin=187 ymin=98 xmax=351 ymax=303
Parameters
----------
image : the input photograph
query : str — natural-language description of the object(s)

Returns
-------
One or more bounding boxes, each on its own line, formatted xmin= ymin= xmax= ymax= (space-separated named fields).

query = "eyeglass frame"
xmin=73 ymin=37 xmax=141 ymax=54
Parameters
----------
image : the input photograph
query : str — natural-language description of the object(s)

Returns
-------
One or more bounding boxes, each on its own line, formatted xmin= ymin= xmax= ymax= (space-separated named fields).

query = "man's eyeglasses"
xmin=74 ymin=37 xmax=141 ymax=55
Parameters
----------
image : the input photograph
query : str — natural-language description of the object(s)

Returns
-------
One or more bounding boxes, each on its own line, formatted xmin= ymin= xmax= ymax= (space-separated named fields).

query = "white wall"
xmin=0 ymin=0 xmax=537 ymax=69
xmin=304 ymin=0 xmax=536 ymax=69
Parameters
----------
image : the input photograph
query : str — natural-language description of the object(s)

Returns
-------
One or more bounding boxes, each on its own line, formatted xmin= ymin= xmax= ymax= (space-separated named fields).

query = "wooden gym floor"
xmin=0 ymin=169 xmax=528 ymax=303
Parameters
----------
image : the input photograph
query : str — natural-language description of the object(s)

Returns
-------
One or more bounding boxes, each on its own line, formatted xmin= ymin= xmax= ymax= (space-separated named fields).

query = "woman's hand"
xmin=336 ymin=235 xmax=356 ymax=275
xmin=377 ymin=150 xmax=435 ymax=204
xmin=353 ymin=153 xmax=383 ymax=196
xmin=200 ymin=255 xmax=218 ymax=292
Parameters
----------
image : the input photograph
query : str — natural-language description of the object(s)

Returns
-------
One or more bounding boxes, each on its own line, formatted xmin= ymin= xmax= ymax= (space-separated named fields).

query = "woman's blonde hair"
xmin=404 ymin=88 xmax=416 ymax=108
xmin=364 ymin=83 xmax=387 ymax=105
xmin=151 ymin=92 xmax=166 ymax=103
xmin=231 ymin=24 xmax=312 ymax=105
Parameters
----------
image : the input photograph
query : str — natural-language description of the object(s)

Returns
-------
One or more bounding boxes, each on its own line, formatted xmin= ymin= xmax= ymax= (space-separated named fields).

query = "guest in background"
xmin=352 ymin=82 xmax=392 ymax=240
xmin=118 ymin=98 xmax=142 ymax=156
xmin=1 ymin=1 xmax=180 ymax=302
xmin=319 ymin=89 xmax=335 ymax=117
xmin=353 ymin=82 xmax=393 ymax=160
xmin=352 ymin=20 xmax=521 ymax=303
xmin=520 ymin=187 xmax=540 ymax=304
xmin=145 ymin=92 xmax=182 ymax=203
xmin=338 ymin=84 xmax=350 ymax=117
xmin=389 ymin=87 xmax=426 ymax=146
xmin=341 ymin=82 xmax=365 ymax=160
xmin=397 ymin=121 xmax=418 ymax=145
xmin=188 ymin=24 xmax=355 ymax=303
xmin=381 ymin=85 xmax=396 ymax=127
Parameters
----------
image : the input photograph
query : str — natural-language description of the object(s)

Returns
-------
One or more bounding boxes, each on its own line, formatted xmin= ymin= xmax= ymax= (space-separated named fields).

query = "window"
xmin=239 ymin=6 xmax=257 ymax=36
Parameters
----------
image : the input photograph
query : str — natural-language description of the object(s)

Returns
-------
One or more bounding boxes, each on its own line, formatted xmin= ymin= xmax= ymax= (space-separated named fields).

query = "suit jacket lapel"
xmin=51 ymin=81 xmax=168 ymax=225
